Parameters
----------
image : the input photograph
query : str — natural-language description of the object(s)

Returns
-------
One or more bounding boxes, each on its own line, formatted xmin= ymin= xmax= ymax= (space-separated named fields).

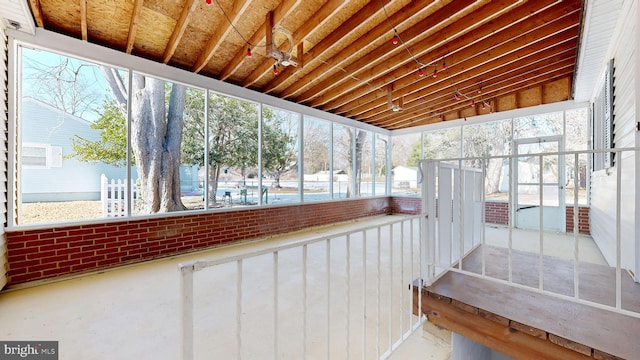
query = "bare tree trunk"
xmin=103 ymin=69 xmax=187 ymax=213
xmin=485 ymin=158 xmax=503 ymax=194
xmin=160 ymin=84 xmax=187 ymax=212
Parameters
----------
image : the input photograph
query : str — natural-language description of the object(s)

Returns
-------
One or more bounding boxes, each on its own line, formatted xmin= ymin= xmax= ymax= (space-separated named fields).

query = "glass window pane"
xmin=565 ymin=108 xmax=589 ymax=204
xmin=463 ymin=119 xmax=512 ymax=201
xmin=391 ymin=133 xmax=421 ymax=196
xmin=303 ymin=116 xmax=331 ymax=202
xmin=129 ymin=74 xmax=203 ymax=215
xmin=263 ymin=106 xmax=300 ymax=204
xmin=19 ymin=47 xmax=129 ymax=224
xmin=424 ymin=127 xmax=462 ymax=160
xmin=513 ymin=112 xmax=563 ymax=139
xmin=333 ymin=123 xmax=351 ymax=199
xmin=375 ymin=134 xmax=389 ymax=196
xmin=179 ymin=87 xmax=206 ymax=211
xmin=207 ymin=93 xmax=259 ymax=207
xmin=358 ymin=131 xmax=373 ymax=197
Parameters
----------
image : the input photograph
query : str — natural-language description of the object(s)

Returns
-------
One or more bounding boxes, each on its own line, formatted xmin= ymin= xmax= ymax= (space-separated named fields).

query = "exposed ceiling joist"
xmin=18 ymin=0 xmax=584 ymax=130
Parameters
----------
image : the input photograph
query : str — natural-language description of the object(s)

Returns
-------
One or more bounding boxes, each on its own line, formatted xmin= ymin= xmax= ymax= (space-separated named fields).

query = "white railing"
xmin=420 ymin=147 xmax=640 ymax=319
xmin=100 ymin=174 xmax=136 ymax=217
xmin=179 ymin=216 xmax=425 ymax=360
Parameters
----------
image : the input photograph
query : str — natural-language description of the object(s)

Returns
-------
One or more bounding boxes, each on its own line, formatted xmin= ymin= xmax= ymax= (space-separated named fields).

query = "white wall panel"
xmin=0 ymin=22 xmax=7 ymax=289
xmin=590 ymin=0 xmax=637 ymax=271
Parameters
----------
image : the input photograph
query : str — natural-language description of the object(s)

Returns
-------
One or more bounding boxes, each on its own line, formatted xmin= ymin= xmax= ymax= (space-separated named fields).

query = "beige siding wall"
xmin=0 ymin=22 xmax=8 ymax=289
xmin=590 ymin=0 xmax=637 ymax=270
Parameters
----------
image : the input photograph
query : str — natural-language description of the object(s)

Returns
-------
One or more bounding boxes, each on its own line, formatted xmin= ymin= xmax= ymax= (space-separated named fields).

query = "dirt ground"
xmin=19 ymin=197 xmax=207 ymax=225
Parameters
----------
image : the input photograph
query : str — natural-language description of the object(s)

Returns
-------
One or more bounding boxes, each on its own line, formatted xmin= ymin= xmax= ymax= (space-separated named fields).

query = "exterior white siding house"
xmin=392 ymin=165 xmax=418 ymax=188
xmin=586 ymin=0 xmax=639 ymax=279
xmin=20 ymin=97 xmax=127 ymax=202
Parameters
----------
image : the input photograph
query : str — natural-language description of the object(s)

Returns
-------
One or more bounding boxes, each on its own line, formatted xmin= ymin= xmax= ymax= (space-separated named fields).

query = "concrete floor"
xmin=0 ymin=218 xmax=606 ymax=360
xmin=0 ymin=215 xmax=451 ymax=360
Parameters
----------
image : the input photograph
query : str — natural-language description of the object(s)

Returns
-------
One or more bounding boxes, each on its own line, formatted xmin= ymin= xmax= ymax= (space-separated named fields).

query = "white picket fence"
xmin=100 ymin=174 xmax=136 ymax=217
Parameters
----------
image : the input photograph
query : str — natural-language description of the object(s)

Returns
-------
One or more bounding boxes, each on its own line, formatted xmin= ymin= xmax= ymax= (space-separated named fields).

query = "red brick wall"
xmin=389 ymin=196 xmax=421 ymax=215
xmin=390 ymin=198 xmax=590 ymax=235
xmin=6 ymin=198 xmax=389 ymax=286
xmin=485 ymin=201 xmax=510 ymax=226
xmin=565 ymin=205 xmax=590 ymax=235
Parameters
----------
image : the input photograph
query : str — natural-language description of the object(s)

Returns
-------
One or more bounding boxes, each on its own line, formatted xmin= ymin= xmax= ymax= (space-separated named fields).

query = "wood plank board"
xmin=425 ymin=245 xmax=640 ymax=359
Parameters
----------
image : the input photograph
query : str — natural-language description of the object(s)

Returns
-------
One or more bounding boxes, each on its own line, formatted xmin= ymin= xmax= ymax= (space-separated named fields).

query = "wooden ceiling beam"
xmin=360 ymin=51 xmax=575 ymax=121
xmin=241 ymin=0 xmax=349 ymax=88
xmin=323 ymin=0 xmax=579 ymax=113
xmin=320 ymin=0 xmax=573 ymax=112
xmin=125 ymin=0 xmax=144 ymax=54
xmin=372 ymin=56 xmax=576 ymax=128
xmin=293 ymin=0 xmax=482 ymax=104
xmin=350 ymin=41 xmax=577 ymax=121
xmin=386 ymin=70 xmax=575 ymax=129
xmin=368 ymin=33 xmax=578 ymax=126
xmin=162 ymin=0 xmax=198 ymax=64
xmin=79 ymin=0 xmax=87 ymax=41
xmin=303 ymin=0 xmax=524 ymax=108
xmin=219 ymin=0 xmax=303 ymax=81
xmin=192 ymin=0 xmax=252 ymax=73
xmin=27 ymin=0 xmax=44 ymax=27
xmin=277 ymin=0 xmax=445 ymax=100
xmin=262 ymin=0 xmax=403 ymax=94
xmin=378 ymin=68 xmax=575 ymax=129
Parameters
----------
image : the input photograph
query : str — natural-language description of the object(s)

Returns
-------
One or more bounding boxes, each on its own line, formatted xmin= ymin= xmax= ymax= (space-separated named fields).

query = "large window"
xmin=206 ymin=92 xmax=259 ymax=207
xmin=14 ymin=45 xmax=388 ymax=226
xmin=18 ymin=47 xmax=129 ymax=223
xmin=391 ymin=132 xmax=421 ymax=196
xmin=303 ymin=116 xmax=331 ymax=202
xmin=263 ymin=106 xmax=300 ymax=204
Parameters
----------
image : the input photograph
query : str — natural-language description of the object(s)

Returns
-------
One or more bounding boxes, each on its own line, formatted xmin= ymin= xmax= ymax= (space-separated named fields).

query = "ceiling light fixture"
xmin=246 ymin=47 xmax=252 ymax=58
xmin=432 ymin=68 xmax=437 ymax=78
xmin=387 ymin=84 xmax=403 ymax=112
xmin=418 ymin=68 xmax=424 ymax=77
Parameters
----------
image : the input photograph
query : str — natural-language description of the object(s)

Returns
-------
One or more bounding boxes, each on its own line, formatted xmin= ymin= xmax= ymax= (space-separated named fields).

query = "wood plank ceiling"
xmin=26 ymin=0 xmax=584 ymax=130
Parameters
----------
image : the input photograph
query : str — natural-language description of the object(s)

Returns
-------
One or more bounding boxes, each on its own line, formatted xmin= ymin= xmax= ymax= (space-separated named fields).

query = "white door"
xmin=514 ymin=136 xmax=566 ymax=232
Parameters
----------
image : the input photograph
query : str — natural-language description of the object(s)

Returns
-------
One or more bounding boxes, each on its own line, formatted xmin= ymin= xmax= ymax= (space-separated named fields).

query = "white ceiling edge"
xmin=0 ymin=0 xmax=35 ymax=35
xmin=390 ymin=100 xmax=589 ymax=136
xmin=573 ymin=0 xmax=624 ymax=102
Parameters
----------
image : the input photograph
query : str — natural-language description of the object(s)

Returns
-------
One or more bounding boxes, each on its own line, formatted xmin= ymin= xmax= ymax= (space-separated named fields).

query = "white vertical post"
xmin=346 ymin=234 xmax=351 ymax=360
xmin=481 ymin=159 xmax=486 ymax=277
xmin=181 ymin=265 xmax=194 ymax=360
xmin=361 ymin=230 xmax=367 ymax=360
xmin=400 ymin=221 xmax=405 ymax=339
xmin=616 ymin=154 xmax=622 ymax=309
xmin=236 ymin=260 xmax=243 ymax=360
xmin=101 ymin=174 xmax=108 ymax=217
xmin=508 ymin=155 xmax=514 ymax=283
xmin=539 ymin=154 xmax=544 ymax=291
xmin=302 ymin=244 xmax=308 ymax=358
xmin=326 ymin=238 xmax=331 ymax=360
xmin=388 ymin=224 xmax=393 ymax=352
xmin=376 ymin=227 xmax=381 ymax=359
xmin=439 ymin=166 xmax=453 ymax=268
xmin=273 ymin=251 xmax=279 ymax=359
xmin=458 ymin=161 xmax=465 ymax=270
xmin=573 ymin=153 xmax=580 ymax=299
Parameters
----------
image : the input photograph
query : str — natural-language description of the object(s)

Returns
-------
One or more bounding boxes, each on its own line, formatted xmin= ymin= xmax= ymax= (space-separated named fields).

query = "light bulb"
xmin=418 ymin=68 xmax=424 ymax=77
xmin=432 ymin=69 xmax=437 ymax=78
xmin=246 ymin=47 xmax=252 ymax=58
xmin=392 ymin=36 xmax=399 ymax=45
